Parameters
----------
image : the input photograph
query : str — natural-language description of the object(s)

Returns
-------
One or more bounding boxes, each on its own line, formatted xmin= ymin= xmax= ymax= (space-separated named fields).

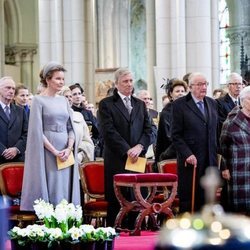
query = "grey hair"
xmin=226 ymin=72 xmax=242 ymax=85
xmin=0 ymin=76 xmax=14 ymax=86
xmin=188 ymin=72 xmax=206 ymax=86
xmin=114 ymin=68 xmax=133 ymax=84
xmin=239 ymin=85 xmax=250 ymax=104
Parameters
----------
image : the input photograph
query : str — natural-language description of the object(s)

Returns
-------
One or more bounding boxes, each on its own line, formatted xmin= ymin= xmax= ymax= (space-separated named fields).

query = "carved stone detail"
xmin=227 ymin=28 xmax=250 ymax=44
xmin=5 ymin=43 xmax=37 ymax=64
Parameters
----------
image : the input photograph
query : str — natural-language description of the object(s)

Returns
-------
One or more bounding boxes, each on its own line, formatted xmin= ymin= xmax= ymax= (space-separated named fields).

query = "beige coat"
xmin=73 ymin=111 xmax=94 ymax=164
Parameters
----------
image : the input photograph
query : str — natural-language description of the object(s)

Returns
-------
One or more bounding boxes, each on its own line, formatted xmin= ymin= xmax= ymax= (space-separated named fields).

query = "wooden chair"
xmin=0 ymin=162 xmax=36 ymax=227
xmin=145 ymin=159 xmax=155 ymax=173
xmin=158 ymin=159 xmax=178 ymax=175
xmin=157 ymin=159 xmax=179 ymax=215
xmin=79 ymin=161 xmax=108 ymax=227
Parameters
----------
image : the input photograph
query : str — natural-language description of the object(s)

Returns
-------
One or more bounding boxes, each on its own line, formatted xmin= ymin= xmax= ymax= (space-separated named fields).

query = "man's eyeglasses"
xmin=229 ymin=82 xmax=242 ymax=86
xmin=192 ymin=82 xmax=209 ymax=87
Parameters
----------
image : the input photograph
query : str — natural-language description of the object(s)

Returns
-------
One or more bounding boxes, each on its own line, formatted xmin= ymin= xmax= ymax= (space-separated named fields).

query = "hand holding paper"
xmin=125 ymin=156 xmax=146 ymax=173
xmin=57 ymin=151 xmax=75 ymax=170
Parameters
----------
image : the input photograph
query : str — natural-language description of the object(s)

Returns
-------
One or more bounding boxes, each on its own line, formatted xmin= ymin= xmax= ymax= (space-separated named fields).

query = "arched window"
xmin=219 ymin=0 xmax=230 ymax=84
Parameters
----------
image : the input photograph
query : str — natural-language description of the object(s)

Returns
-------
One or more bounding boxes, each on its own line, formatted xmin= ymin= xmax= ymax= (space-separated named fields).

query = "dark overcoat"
xmin=0 ymin=103 xmax=28 ymax=163
xmin=155 ymin=102 xmax=176 ymax=162
xmin=98 ymin=89 xmax=152 ymax=202
xmin=220 ymin=110 xmax=250 ymax=212
xmin=172 ymin=92 xmax=218 ymax=212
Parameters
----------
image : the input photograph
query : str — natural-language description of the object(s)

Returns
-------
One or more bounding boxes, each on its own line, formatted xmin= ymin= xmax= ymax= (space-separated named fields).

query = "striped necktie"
xmin=124 ymin=97 xmax=132 ymax=115
xmin=4 ymin=106 xmax=10 ymax=120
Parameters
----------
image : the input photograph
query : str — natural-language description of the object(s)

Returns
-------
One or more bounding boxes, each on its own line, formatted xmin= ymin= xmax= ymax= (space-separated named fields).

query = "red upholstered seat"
xmin=83 ymin=162 xmax=104 ymax=195
xmin=158 ymin=159 xmax=177 ymax=175
xmin=0 ymin=162 xmax=36 ymax=227
xmin=84 ymin=200 xmax=108 ymax=211
xmin=114 ymin=173 xmax=177 ymax=183
xmin=2 ymin=166 xmax=24 ymax=196
xmin=79 ymin=161 xmax=108 ymax=227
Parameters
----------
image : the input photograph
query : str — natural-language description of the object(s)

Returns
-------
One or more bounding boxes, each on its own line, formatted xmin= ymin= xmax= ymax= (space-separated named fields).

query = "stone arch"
xmin=4 ymin=0 xmax=22 ymax=44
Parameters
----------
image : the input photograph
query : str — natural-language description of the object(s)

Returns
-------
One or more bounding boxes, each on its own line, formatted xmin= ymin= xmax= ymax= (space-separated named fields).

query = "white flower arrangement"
xmin=33 ymin=199 xmax=83 ymax=233
xmin=8 ymin=199 xmax=117 ymax=249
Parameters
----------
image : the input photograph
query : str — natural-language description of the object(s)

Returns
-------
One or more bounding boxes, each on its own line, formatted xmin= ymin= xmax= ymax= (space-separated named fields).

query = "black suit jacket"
xmin=172 ymin=92 xmax=218 ymax=212
xmin=216 ymin=93 xmax=236 ymax=134
xmin=0 ymin=103 xmax=28 ymax=163
xmin=98 ymin=89 xmax=152 ymax=202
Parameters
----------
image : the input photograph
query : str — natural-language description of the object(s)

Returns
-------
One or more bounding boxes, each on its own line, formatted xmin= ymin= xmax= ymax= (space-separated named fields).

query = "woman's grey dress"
xmin=20 ymin=95 xmax=80 ymax=211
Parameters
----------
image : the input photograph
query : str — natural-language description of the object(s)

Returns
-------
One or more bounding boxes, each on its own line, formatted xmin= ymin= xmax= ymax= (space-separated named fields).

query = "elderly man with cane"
xmin=172 ymin=72 xmax=219 ymax=213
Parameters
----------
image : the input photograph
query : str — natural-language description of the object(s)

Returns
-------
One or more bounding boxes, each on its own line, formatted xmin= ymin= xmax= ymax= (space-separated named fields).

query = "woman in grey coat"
xmin=21 ymin=62 xmax=80 ymax=211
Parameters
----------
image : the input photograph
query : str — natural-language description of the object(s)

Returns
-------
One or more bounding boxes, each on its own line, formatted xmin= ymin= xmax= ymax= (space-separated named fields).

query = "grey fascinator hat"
xmin=42 ymin=61 xmax=66 ymax=79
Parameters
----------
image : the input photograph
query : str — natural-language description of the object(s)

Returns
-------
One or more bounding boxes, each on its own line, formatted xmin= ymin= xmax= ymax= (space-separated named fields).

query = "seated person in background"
xmin=161 ymin=94 xmax=170 ymax=109
xmin=0 ymin=76 xmax=28 ymax=163
xmin=14 ymin=84 xmax=30 ymax=116
xmin=86 ymin=103 xmax=96 ymax=117
xmin=137 ymin=89 xmax=157 ymax=159
xmin=137 ymin=89 xmax=159 ymax=123
xmin=59 ymin=86 xmax=94 ymax=164
xmin=155 ymin=79 xmax=187 ymax=162
xmin=213 ymin=88 xmax=226 ymax=99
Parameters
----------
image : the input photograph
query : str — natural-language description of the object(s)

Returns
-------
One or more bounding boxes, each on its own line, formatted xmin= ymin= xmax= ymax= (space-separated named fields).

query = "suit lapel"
xmin=204 ymin=97 xmax=212 ymax=125
xmin=130 ymin=97 xmax=140 ymax=122
xmin=225 ymin=94 xmax=235 ymax=110
xmin=8 ymin=104 xmax=17 ymax=127
xmin=114 ymin=97 xmax=131 ymax=122
xmin=186 ymin=95 xmax=206 ymax=122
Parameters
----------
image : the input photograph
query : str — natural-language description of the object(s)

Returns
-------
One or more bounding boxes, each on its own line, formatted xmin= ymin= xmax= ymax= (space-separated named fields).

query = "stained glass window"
xmin=219 ymin=0 xmax=230 ymax=84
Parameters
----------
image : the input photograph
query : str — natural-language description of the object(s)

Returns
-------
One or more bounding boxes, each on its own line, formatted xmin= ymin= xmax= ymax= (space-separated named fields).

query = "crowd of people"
xmin=0 ymin=61 xmax=249 ymax=227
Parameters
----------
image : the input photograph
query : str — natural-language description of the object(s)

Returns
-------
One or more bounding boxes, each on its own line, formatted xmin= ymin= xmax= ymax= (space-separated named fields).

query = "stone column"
xmin=186 ymin=0 xmax=220 ymax=93
xmin=39 ymin=0 xmax=95 ymax=102
xmin=226 ymin=0 xmax=250 ymax=73
xmin=0 ymin=0 xmax=4 ymax=75
xmin=146 ymin=0 xmax=156 ymax=103
xmin=154 ymin=0 xmax=187 ymax=109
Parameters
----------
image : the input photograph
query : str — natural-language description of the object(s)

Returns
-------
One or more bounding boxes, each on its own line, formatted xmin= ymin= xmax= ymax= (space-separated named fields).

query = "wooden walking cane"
xmin=191 ymin=165 xmax=196 ymax=214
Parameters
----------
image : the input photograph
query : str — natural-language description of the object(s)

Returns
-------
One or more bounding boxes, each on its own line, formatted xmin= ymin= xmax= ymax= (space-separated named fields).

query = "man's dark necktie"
xmin=4 ymin=106 xmax=10 ymax=120
xmin=197 ymin=101 xmax=205 ymax=116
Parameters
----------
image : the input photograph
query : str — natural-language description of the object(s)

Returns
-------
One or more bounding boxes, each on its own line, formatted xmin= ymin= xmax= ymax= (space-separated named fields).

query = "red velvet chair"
xmin=0 ymin=162 xmax=36 ymax=227
xmin=79 ymin=161 xmax=108 ymax=227
xmin=158 ymin=159 xmax=178 ymax=175
xmin=145 ymin=159 xmax=155 ymax=173
xmin=157 ymin=159 xmax=179 ymax=214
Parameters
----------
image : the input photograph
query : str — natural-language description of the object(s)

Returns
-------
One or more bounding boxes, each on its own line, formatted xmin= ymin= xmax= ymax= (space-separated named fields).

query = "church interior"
xmin=1 ymin=0 xmax=249 ymax=110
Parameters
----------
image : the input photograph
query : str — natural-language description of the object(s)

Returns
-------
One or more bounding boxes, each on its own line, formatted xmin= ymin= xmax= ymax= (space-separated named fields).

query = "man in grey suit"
xmin=0 ymin=76 xmax=28 ymax=163
xmin=172 ymin=72 xmax=218 ymax=213
xmin=98 ymin=68 xmax=152 ymax=226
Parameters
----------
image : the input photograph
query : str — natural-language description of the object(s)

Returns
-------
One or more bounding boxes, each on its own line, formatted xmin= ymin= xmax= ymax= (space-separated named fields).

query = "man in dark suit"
xmin=0 ymin=76 xmax=28 ymax=163
xmin=216 ymin=72 xmax=243 ymax=133
xmin=216 ymin=72 xmax=243 ymax=210
xmin=172 ymin=72 xmax=218 ymax=213
xmin=98 ymin=68 xmax=152 ymax=226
